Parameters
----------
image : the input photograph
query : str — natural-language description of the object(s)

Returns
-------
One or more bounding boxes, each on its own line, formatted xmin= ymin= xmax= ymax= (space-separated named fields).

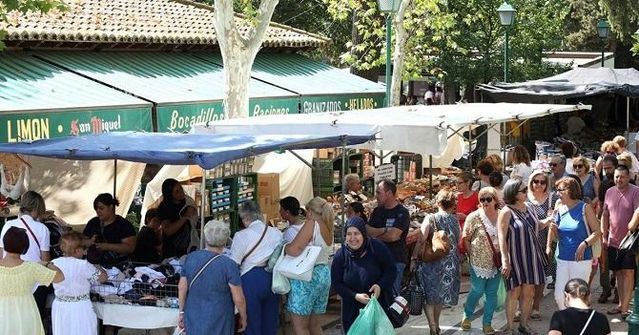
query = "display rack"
xmin=391 ymin=153 xmax=423 ymax=183
xmin=205 ymin=173 xmax=258 ymax=236
xmin=312 ymin=151 xmax=364 ymax=197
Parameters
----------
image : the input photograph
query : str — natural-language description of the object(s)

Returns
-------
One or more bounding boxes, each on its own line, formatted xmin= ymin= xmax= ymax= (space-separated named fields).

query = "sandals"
xmin=513 ymin=310 xmax=521 ymax=322
xmin=607 ymin=307 xmax=622 ymax=315
xmin=530 ymin=310 xmax=541 ymax=320
xmin=622 ymin=311 xmax=631 ymax=319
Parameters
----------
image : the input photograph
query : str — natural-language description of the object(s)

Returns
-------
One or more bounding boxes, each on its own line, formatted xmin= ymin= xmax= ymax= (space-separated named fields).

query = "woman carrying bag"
xmin=461 ymin=187 xmax=501 ymax=335
xmin=548 ymin=279 xmax=611 ymax=335
xmin=410 ymin=190 xmax=460 ymax=335
xmin=330 ymin=217 xmax=396 ymax=333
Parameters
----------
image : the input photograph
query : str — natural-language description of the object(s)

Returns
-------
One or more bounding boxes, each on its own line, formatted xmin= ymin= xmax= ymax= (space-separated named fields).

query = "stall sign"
xmin=374 ymin=163 xmax=396 ymax=183
xmin=301 ymin=94 xmax=384 ymax=114
xmin=156 ymin=98 xmax=299 ymax=133
xmin=0 ymin=107 xmax=152 ymax=143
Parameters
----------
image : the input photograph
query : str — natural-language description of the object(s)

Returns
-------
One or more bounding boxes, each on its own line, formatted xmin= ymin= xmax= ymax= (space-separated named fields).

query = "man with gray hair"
xmin=549 ymin=155 xmax=568 ymax=190
xmin=230 ymin=201 xmax=282 ymax=335
xmin=343 ymin=173 xmax=367 ymax=203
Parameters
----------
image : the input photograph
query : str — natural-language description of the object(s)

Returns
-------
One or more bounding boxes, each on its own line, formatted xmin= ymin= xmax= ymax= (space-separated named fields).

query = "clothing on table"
xmin=464 ymin=267 xmax=501 ymax=326
xmin=51 ymin=257 xmax=101 ymax=335
xmin=549 ymin=307 xmax=610 ymax=335
xmin=581 ymin=173 xmax=597 ymax=203
xmin=0 ymin=262 xmax=56 ymax=335
xmin=368 ymin=204 xmax=410 ymax=264
xmin=331 ymin=239 xmax=397 ymax=333
xmin=287 ymin=221 xmax=332 ymax=316
xmin=463 ymin=210 xmax=499 ymax=279
xmin=553 ymin=259 xmax=592 ymax=310
xmin=504 ymin=205 xmax=546 ymax=290
xmin=132 ymin=226 xmax=161 ymax=264
xmin=283 ymin=223 xmax=303 ymax=244
xmin=511 ymin=163 xmax=533 ymax=184
xmin=180 ymin=250 xmax=241 ymax=335
xmin=417 ymin=211 xmax=461 ymax=306
xmin=0 ymin=214 xmax=50 ymax=262
xmin=83 ymin=215 xmax=136 ymax=266
xmin=602 ymin=184 xmax=639 ymax=248
xmin=230 ymin=220 xmax=282 ymax=276
xmin=555 ymin=201 xmax=592 ymax=261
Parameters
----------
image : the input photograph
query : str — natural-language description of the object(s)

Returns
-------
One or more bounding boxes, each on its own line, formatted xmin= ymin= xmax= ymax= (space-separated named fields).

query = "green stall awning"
xmin=35 ymin=52 xmax=300 ymax=133
xmin=0 ymin=54 xmax=153 ymax=142
xmin=195 ymin=53 xmax=386 ymax=113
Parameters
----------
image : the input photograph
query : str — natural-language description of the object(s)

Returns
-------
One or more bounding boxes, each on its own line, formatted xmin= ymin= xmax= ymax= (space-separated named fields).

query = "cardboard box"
xmin=258 ymin=173 xmax=280 ymax=221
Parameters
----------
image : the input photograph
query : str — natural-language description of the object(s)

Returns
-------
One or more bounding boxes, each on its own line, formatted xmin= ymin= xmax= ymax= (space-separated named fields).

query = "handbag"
xmin=421 ymin=214 xmax=451 ymax=262
xmin=581 ymin=203 xmax=601 ymax=258
xmin=271 ymin=245 xmax=291 ymax=294
xmin=479 ymin=216 xmax=501 ymax=269
xmin=400 ymin=270 xmax=425 ymax=316
xmin=619 ymin=229 xmax=639 ymax=254
xmin=274 ymin=245 xmax=322 ymax=281
xmin=266 ymin=242 xmax=284 ymax=273
xmin=387 ymin=295 xmax=410 ymax=328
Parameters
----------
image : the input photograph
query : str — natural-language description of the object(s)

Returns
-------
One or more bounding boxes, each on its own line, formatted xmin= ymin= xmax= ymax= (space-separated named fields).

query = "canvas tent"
xmin=193 ymin=103 xmax=590 ymax=167
xmin=478 ymin=67 xmax=639 ymax=100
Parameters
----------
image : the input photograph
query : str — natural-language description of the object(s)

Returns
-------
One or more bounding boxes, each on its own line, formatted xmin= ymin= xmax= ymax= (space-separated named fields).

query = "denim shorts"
xmin=286 ymin=264 xmax=330 ymax=315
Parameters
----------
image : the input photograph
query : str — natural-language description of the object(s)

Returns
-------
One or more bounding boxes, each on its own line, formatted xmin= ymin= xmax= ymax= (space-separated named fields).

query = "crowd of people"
xmin=2 ymin=136 xmax=638 ymax=335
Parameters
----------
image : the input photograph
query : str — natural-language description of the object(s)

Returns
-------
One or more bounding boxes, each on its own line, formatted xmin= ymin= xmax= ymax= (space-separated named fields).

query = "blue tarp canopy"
xmin=0 ymin=131 xmax=375 ymax=169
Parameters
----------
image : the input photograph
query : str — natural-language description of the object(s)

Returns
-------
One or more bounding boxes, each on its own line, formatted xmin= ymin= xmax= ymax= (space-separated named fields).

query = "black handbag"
xmin=619 ymin=230 xmax=639 ymax=254
xmin=387 ymin=295 xmax=410 ymax=328
xmin=400 ymin=271 xmax=425 ymax=316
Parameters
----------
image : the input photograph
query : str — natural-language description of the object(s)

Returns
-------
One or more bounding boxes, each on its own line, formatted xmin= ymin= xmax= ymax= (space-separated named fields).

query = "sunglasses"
xmin=479 ymin=197 xmax=493 ymax=203
xmin=532 ymin=179 xmax=546 ymax=185
xmin=573 ymin=164 xmax=584 ymax=169
xmin=518 ymin=187 xmax=528 ymax=193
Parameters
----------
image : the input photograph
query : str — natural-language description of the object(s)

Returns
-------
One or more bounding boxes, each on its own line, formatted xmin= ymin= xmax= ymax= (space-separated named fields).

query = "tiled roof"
xmin=0 ymin=0 xmax=330 ymax=49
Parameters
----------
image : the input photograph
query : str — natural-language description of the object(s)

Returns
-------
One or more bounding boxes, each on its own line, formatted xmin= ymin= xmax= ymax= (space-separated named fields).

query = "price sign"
xmin=374 ymin=163 xmax=396 ymax=183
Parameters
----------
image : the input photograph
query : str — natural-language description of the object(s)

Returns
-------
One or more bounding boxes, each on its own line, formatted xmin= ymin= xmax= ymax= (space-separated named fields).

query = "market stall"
xmin=0 ymin=130 xmax=376 ymax=330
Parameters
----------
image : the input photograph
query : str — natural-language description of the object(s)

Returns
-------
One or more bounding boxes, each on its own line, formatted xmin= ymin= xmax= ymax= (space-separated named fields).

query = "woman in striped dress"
xmin=526 ymin=170 xmax=559 ymax=320
xmin=498 ymin=179 xmax=551 ymax=335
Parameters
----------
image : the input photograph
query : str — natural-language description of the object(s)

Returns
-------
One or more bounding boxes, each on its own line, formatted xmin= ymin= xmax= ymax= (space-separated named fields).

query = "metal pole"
xmin=113 ymin=159 xmax=117 ymax=198
xmin=601 ymin=48 xmax=605 ymax=67
xmin=628 ymin=96 xmax=631 ymax=132
xmin=341 ymin=138 xmax=348 ymax=240
xmin=385 ymin=14 xmax=392 ymax=107
xmin=504 ymin=30 xmax=509 ymax=82
xmin=429 ymin=155 xmax=433 ymax=200
xmin=200 ymin=168 xmax=206 ymax=249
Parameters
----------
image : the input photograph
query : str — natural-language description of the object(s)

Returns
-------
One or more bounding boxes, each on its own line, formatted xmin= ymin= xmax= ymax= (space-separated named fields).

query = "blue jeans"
xmin=463 ymin=267 xmax=501 ymax=326
xmin=394 ymin=262 xmax=406 ymax=295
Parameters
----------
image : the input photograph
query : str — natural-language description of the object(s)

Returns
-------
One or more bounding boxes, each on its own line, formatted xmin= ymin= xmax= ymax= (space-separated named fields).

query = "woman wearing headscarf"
xmin=157 ymin=179 xmax=198 ymax=258
xmin=331 ymin=217 xmax=396 ymax=333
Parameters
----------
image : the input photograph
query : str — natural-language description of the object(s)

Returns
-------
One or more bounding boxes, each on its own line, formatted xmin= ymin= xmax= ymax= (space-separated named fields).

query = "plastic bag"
xmin=271 ymin=245 xmax=291 ymax=294
xmin=496 ymin=278 xmax=507 ymax=311
xmin=347 ymin=297 xmax=396 ymax=335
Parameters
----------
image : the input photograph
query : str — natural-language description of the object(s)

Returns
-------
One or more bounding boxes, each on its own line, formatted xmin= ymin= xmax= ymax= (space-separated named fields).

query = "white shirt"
xmin=511 ymin=163 xmax=533 ymax=183
xmin=0 ymin=214 xmax=50 ymax=262
xmin=283 ymin=223 xmax=303 ymax=244
xmin=52 ymin=257 xmax=99 ymax=298
xmin=231 ymin=220 xmax=282 ymax=276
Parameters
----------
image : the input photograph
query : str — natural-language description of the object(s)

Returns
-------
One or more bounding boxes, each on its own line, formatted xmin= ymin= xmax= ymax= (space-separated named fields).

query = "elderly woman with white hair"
xmin=178 ymin=220 xmax=247 ymax=334
xmin=231 ymin=201 xmax=283 ymax=335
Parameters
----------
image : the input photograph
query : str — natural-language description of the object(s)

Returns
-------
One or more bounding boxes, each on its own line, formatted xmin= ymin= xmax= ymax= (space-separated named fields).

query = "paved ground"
xmin=323 ymin=272 xmax=630 ymax=335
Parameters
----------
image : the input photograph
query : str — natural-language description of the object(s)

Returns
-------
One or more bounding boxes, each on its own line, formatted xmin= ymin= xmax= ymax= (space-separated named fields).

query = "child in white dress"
xmin=51 ymin=232 xmax=107 ymax=335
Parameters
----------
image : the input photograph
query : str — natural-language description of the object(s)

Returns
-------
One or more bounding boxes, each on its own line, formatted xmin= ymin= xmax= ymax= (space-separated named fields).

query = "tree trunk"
xmin=390 ymin=0 xmax=412 ymax=106
xmin=213 ymin=0 xmax=279 ymax=118
xmin=443 ymin=80 xmax=457 ymax=104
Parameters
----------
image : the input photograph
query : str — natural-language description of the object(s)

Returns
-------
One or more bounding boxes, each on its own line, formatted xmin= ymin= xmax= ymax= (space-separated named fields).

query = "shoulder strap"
xmin=578 ymin=310 xmax=596 ymax=335
xmin=480 ymin=216 xmax=498 ymax=257
xmin=241 ymin=224 xmax=268 ymax=264
xmin=189 ymin=254 xmax=222 ymax=290
xmin=21 ymin=217 xmax=41 ymax=250
xmin=581 ymin=202 xmax=591 ymax=236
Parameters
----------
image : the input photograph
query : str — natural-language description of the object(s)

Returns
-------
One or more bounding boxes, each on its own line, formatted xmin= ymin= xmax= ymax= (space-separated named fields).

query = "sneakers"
xmin=482 ymin=324 xmax=496 ymax=334
xmin=461 ymin=318 xmax=472 ymax=331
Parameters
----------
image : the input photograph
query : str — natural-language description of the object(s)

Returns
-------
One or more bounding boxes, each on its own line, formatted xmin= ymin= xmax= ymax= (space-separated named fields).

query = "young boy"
xmin=133 ymin=209 xmax=162 ymax=263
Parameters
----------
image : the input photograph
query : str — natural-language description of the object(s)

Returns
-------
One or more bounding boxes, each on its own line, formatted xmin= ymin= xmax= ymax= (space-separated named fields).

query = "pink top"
xmin=603 ymin=184 xmax=639 ymax=248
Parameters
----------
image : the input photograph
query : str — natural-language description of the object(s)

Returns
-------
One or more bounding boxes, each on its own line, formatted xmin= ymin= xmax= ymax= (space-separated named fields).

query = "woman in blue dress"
xmin=412 ymin=189 xmax=460 ymax=335
xmin=178 ymin=220 xmax=247 ymax=335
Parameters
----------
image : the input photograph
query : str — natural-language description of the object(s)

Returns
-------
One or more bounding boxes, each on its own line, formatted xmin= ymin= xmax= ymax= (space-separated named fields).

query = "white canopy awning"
xmin=193 ymin=103 xmax=590 ymax=158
